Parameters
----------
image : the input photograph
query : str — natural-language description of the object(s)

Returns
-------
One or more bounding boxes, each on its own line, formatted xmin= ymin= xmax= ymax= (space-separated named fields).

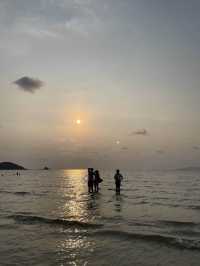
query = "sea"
xmin=1 ymin=169 xmax=200 ymax=266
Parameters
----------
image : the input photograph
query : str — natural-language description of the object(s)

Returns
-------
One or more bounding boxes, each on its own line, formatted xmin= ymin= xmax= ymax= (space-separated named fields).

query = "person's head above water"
xmin=116 ymin=169 xmax=120 ymax=174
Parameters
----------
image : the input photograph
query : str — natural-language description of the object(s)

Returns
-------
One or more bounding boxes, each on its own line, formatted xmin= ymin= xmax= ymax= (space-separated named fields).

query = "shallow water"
xmin=1 ymin=169 xmax=200 ymax=265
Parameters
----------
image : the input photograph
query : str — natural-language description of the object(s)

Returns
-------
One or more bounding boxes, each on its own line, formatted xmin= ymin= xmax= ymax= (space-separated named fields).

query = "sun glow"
xmin=76 ymin=119 xmax=81 ymax=124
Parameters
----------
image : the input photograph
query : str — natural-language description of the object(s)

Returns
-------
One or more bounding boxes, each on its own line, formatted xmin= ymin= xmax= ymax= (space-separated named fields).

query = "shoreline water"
xmin=1 ymin=169 xmax=200 ymax=265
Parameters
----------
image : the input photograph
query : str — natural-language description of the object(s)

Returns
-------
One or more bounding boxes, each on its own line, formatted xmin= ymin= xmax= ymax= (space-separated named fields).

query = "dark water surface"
xmin=1 ymin=169 xmax=200 ymax=266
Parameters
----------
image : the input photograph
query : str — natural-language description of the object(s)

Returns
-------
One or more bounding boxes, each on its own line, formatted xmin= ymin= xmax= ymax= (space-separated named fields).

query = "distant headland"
xmin=0 ymin=162 xmax=26 ymax=170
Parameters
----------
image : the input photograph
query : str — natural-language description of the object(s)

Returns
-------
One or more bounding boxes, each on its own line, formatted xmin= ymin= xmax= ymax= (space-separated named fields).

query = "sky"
xmin=1 ymin=0 xmax=200 ymax=170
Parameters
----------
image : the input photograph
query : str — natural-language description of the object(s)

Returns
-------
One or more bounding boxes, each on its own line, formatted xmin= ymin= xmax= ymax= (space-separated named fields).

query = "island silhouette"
xmin=0 ymin=162 xmax=26 ymax=170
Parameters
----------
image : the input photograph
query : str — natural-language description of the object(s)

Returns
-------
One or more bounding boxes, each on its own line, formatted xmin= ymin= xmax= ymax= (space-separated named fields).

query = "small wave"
xmin=158 ymin=220 xmax=198 ymax=227
xmin=8 ymin=214 xmax=103 ymax=229
xmin=151 ymin=196 xmax=169 ymax=200
xmin=172 ymin=230 xmax=200 ymax=238
xmin=187 ymin=205 xmax=200 ymax=210
xmin=0 ymin=190 xmax=31 ymax=196
xmin=130 ymin=195 xmax=144 ymax=199
xmin=122 ymin=189 xmax=139 ymax=192
xmin=133 ymin=200 xmax=149 ymax=205
xmin=150 ymin=202 xmax=182 ymax=208
xmin=127 ymin=221 xmax=155 ymax=227
xmin=0 ymin=190 xmax=12 ymax=194
xmin=151 ymin=201 xmax=200 ymax=211
xmin=0 ymin=223 xmax=18 ymax=229
xmin=14 ymin=192 xmax=31 ymax=196
xmin=0 ymin=190 xmax=43 ymax=196
xmin=95 ymin=230 xmax=200 ymax=250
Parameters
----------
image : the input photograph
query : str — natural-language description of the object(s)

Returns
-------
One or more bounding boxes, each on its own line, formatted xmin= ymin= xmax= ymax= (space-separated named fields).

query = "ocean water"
xmin=1 ymin=169 xmax=200 ymax=266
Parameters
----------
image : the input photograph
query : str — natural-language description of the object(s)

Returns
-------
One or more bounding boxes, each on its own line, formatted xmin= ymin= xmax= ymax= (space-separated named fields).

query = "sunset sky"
xmin=1 ymin=0 xmax=200 ymax=169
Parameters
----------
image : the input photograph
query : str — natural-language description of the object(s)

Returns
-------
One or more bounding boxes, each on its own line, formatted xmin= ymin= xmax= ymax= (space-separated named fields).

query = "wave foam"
xmin=8 ymin=214 xmax=103 ymax=229
xmin=95 ymin=230 xmax=200 ymax=250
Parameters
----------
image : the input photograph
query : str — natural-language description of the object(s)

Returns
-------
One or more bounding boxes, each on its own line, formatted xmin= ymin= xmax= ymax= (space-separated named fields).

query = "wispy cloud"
xmin=156 ymin=149 xmax=165 ymax=154
xmin=14 ymin=76 xmax=44 ymax=93
xmin=192 ymin=146 xmax=200 ymax=150
xmin=0 ymin=0 xmax=103 ymax=39
xmin=121 ymin=146 xmax=128 ymax=151
xmin=131 ymin=129 xmax=148 ymax=136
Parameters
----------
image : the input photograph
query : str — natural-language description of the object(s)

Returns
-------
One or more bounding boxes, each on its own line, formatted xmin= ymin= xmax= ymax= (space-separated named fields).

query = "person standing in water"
xmin=88 ymin=168 xmax=94 ymax=193
xmin=114 ymin=169 xmax=123 ymax=194
xmin=94 ymin=170 xmax=102 ymax=192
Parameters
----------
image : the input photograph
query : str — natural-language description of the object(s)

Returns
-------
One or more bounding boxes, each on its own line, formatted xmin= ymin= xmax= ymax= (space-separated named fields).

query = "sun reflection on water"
xmin=57 ymin=235 xmax=95 ymax=265
xmin=56 ymin=169 xmax=99 ymax=265
xmin=57 ymin=235 xmax=94 ymax=266
xmin=58 ymin=169 xmax=93 ymax=222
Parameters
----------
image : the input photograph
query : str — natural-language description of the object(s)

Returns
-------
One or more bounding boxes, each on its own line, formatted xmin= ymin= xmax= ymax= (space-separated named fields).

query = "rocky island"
xmin=0 ymin=162 xmax=26 ymax=170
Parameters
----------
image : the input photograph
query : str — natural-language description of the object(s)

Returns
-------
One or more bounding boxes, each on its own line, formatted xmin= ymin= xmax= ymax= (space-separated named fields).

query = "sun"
xmin=76 ymin=119 xmax=81 ymax=124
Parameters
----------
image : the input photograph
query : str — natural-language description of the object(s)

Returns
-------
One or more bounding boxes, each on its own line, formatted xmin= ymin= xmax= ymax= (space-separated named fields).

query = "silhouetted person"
xmin=88 ymin=168 xmax=94 ymax=193
xmin=114 ymin=169 xmax=123 ymax=194
xmin=94 ymin=170 xmax=102 ymax=192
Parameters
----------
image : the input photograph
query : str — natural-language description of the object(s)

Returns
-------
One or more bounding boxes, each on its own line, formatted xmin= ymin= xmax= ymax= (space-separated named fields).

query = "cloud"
xmin=0 ymin=0 xmax=103 ymax=39
xmin=121 ymin=146 xmax=128 ymax=151
xmin=131 ymin=129 xmax=148 ymax=136
xmin=192 ymin=146 xmax=200 ymax=150
xmin=14 ymin=76 xmax=44 ymax=93
xmin=156 ymin=149 xmax=165 ymax=154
